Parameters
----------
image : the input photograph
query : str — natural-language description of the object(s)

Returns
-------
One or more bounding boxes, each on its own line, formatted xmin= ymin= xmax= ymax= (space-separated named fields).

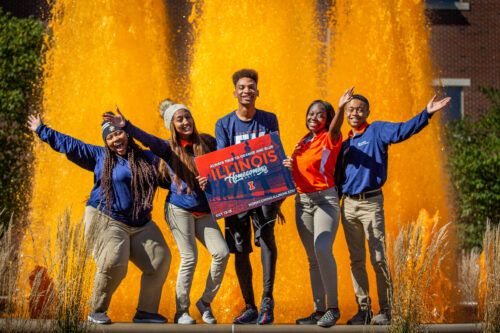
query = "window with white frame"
xmin=426 ymin=0 xmax=470 ymax=10
xmin=432 ymin=78 xmax=470 ymax=122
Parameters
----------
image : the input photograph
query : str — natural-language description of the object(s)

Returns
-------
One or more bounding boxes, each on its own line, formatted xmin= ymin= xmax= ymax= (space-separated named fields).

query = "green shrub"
xmin=444 ymin=86 xmax=500 ymax=250
xmin=0 ymin=9 xmax=45 ymax=234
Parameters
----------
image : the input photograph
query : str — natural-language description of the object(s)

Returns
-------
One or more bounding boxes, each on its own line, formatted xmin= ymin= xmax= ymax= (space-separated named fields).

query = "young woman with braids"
xmin=104 ymin=101 xmax=229 ymax=325
xmin=27 ymin=113 xmax=171 ymax=325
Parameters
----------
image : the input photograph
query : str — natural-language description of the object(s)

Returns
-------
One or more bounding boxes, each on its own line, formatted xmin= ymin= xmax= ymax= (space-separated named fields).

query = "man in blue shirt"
xmin=340 ymin=94 xmax=451 ymax=325
xmin=215 ymin=69 xmax=281 ymax=325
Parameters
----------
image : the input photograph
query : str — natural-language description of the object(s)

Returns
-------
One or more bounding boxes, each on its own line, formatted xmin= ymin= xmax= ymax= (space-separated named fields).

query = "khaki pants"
xmin=165 ymin=203 xmax=229 ymax=313
xmin=296 ymin=187 xmax=340 ymax=310
xmin=84 ymin=206 xmax=171 ymax=313
xmin=341 ymin=193 xmax=391 ymax=311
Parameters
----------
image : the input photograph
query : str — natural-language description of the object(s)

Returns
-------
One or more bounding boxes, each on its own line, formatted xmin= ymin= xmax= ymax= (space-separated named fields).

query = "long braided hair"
xmin=101 ymin=138 xmax=158 ymax=219
xmin=158 ymin=100 xmax=214 ymax=194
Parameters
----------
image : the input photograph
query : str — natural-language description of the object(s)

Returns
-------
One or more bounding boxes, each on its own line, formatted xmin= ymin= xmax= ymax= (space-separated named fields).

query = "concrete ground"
xmin=0 ymin=320 xmax=484 ymax=333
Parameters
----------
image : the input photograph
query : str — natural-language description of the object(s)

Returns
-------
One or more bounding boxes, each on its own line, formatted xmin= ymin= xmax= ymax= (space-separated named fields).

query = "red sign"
xmin=195 ymin=133 xmax=296 ymax=219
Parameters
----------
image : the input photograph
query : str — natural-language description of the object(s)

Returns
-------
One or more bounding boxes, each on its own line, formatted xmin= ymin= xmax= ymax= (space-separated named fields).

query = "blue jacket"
xmin=341 ymin=109 xmax=433 ymax=195
xmin=36 ymin=124 xmax=161 ymax=227
xmin=124 ymin=122 xmax=211 ymax=213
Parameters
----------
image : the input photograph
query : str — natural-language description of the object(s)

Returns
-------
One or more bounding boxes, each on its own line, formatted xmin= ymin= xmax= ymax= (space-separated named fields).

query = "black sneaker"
xmin=296 ymin=312 xmax=323 ymax=325
xmin=317 ymin=308 xmax=340 ymax=327
xmin=347 ymin=308 xmax=373 ymax=325
xmin=233 ymin=304 xmax=258 ymax=324
xmin=132 ymin=310 xmax=167 ymax=323
xmin=256 ymin=297 xmax=274 ymax=325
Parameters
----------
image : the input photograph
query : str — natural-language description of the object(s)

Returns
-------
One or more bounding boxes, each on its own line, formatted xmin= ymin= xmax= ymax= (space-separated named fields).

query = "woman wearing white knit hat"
xmin=104 ymin=101 xmax=229 ymax=325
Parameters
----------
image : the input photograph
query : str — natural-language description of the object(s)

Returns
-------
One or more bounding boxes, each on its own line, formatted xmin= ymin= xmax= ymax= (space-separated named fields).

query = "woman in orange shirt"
xmin=284 ymin=87 xmax=353 ymax=327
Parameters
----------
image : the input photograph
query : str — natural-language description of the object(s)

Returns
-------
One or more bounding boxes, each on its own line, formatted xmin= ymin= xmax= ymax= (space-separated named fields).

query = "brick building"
xmin=427 ymin=0 xmax=499 ymax=120
xmin=2 ymin=0 xmax=498 ymax=119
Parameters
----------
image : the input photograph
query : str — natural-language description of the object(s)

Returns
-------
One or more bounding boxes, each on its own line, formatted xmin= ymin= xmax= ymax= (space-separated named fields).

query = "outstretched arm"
xmin=329 ymin=87 xmax=353 ymax=142
xmin=379 ymin=95 xmax=452 ymax=144
xmin=27 ymin=114 xmax=99 ymax=171
xmin=426 ymin=95 xmax=452 ymax=115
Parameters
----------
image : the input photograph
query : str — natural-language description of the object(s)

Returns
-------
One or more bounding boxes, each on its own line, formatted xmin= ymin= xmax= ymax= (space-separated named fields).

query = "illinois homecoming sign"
xmin=195 ymin=133 xmax=296 ymax=219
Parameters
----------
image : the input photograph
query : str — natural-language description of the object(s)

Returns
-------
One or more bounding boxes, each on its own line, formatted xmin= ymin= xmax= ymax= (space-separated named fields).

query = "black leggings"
xmin=235 ymin=222 xmax=277 ymax=307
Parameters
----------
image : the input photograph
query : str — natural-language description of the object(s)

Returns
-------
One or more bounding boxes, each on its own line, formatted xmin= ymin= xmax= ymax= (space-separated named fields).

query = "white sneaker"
xmin=87 ymin=311 xmax=111 ymax=324
xmin=371 ymin=310 xmax=391 ymax=325
xmin=174 ymin=311 xmax=196 ymax=324
xmin=196 ymin=299 xmax=217 ymax=324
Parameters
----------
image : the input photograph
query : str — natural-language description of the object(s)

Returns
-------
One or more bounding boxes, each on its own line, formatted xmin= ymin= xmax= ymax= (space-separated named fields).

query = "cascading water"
xmin=23 ymin=0 xmax=455 ymax=324
xmin=25 ymin=0 xmax=178 ymax=322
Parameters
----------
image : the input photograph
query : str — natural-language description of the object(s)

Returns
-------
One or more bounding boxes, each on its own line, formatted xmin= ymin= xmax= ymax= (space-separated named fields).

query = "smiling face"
xmin=346 ymin=98 xmax=370 ymax=130
xmin=234 ymin=77 xmax=259 ymax=106
xmin=172 ymin=109 xmax=194 ymax=141
xmin=306 ymin=103 xmax=328 ymax=135
xmin=105 ymin=129 xmax=129 ymax=156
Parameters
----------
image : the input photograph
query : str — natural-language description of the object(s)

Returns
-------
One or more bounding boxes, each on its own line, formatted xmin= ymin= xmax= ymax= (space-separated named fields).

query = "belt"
xmin=345 ymin=189 xmax=382 ymax=200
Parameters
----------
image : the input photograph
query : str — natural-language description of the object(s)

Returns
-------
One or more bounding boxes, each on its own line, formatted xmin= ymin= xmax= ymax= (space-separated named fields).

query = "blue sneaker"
xmin=234 ymin=304 xmax=258 ymax=324
xmin=257 ymin=297 xmax=274 ymax=325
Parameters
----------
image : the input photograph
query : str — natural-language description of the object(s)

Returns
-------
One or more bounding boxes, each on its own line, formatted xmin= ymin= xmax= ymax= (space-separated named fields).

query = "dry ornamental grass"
xmin=0 ymin=209 xmax=96 ymax=333
xmin=482 ymin=222 xmax=500 ymax=333
xmin=388 ymin=218 xmax=450 ymax=333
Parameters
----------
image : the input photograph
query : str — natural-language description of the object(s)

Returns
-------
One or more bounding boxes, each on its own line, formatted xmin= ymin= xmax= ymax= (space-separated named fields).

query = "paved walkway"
xmin=0 ymin=320 xmax=483 ymax=333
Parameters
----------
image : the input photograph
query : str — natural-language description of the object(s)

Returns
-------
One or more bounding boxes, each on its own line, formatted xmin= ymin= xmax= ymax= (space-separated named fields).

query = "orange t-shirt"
xmin=291 ymin=129 xmax=343 ymax=194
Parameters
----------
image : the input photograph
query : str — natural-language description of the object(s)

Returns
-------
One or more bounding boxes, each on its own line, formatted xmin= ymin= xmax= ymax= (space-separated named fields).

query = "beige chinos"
xmin=165 ymin=203 xmax=229 ymax=313
xmin=295 ymin=187 xmax=340 ymax=310
xmin=341 ymin=193 xmax=391 ymax=311
xmin=84 ymin=206 xmax=171 ymax=314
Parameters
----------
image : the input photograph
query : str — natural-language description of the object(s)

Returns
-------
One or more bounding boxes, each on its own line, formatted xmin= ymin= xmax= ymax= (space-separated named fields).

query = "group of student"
xmin=27 ymin=68 xmax=451 ymax=327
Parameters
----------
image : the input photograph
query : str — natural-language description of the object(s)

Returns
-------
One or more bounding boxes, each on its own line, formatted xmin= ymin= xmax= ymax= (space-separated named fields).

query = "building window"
xmin=433 ymin=78 xmax=470 ymax=122
xmin=426 ymin=0 xmax=470 ymax=11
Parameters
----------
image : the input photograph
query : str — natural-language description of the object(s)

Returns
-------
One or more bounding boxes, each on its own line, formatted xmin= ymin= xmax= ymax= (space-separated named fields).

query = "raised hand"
xmin=427 ymin=95 xmax=452 ymax=115
xmin=102 ymin=105 xmax=127 ymax=127
xmin=339 ymin=86 xmax=354 ymax=110
xmin=27 ymin=114 xmax=42 ymax=132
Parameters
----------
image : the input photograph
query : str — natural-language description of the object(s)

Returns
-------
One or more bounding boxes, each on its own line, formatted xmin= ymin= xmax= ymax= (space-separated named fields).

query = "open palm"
xmin=103 ymin=106 xmax=127 ymax=127
xmin=339 ymin=86 xmax=354 ymax=110
xmin=427 ymin=95 xmax=452 ymax=114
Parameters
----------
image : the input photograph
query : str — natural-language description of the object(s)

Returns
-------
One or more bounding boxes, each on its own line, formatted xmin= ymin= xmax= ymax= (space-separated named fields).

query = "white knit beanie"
xmin=159 ymin=100 xmax=189 ymax=131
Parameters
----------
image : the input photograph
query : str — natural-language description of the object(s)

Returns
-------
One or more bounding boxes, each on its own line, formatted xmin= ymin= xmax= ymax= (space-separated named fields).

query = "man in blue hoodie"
xmin=340 ymin=94 xmax=451 ymax=325
xmin=215 ymin=69 xmax=281 ymax=325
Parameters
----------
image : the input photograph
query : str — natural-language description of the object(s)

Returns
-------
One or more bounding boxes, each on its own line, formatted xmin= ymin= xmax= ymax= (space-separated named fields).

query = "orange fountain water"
xmin=24 ymin=0 xmax=178 ymax=322
xmin=189 ymin=0 xmax=454 ymax=323
xmin=324 ymin=0 xmax=455 ymax=320
xmin=23 ymin=0 xmax=454 ymax=324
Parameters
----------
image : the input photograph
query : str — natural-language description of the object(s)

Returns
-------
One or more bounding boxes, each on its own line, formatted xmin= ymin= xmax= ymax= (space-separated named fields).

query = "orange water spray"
xmin=189 ymin=0 xmax=454 ymax=323
xmin=325 ymin=0 xmax=455 ymax=321
xmin=24 ymin=0 xmax=454 ymax=324
xmin=24 ymin=0 xmax=177 ymax=322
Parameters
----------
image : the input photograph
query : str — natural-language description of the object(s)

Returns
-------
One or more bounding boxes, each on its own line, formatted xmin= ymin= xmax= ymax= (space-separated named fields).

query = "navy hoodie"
xmin=36 ymin=124 xmax=161 ymax=227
